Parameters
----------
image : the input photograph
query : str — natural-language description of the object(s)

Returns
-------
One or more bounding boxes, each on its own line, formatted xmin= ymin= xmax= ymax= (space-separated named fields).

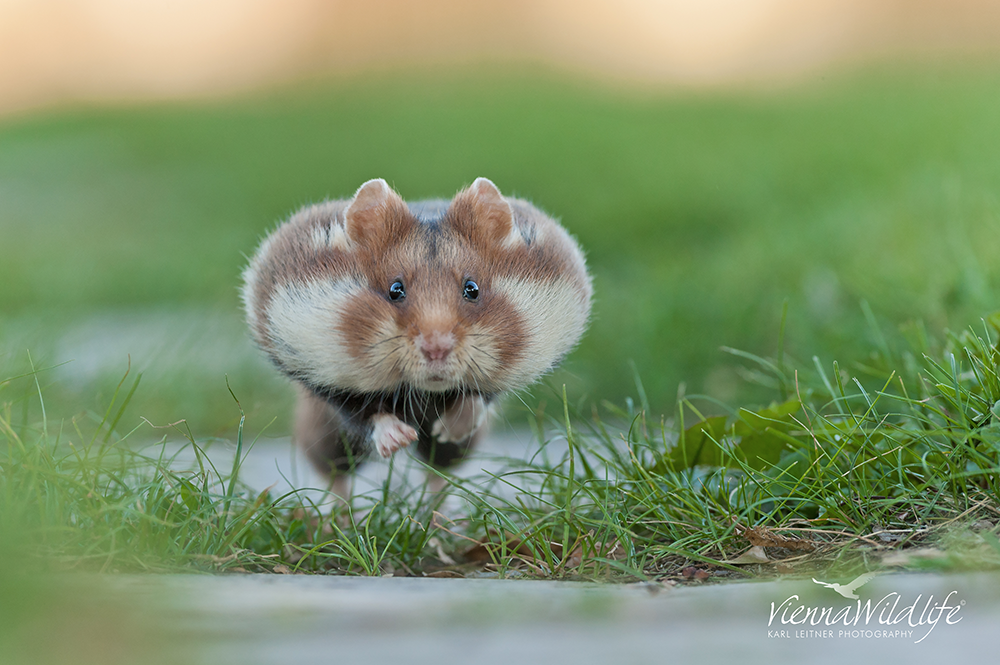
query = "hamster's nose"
xmin=419 ymin=330 xmax=456 ymax=362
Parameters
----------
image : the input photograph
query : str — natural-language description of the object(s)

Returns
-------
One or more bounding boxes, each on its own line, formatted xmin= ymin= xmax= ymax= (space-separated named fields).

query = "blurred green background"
xmin=2 ymin=62 xmax=1000 ymax=433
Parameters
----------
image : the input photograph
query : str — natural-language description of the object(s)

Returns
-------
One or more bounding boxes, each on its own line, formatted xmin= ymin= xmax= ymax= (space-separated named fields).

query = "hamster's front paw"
xmin=431 ymin=395 xmax=488 ymax=443
xmin=371 ymin=414 xmax=418 ymax=458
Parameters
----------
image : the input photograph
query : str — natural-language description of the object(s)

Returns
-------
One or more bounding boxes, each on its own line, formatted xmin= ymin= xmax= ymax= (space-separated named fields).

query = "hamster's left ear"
xmin=451 ymin=177 xmax=522 ymax=248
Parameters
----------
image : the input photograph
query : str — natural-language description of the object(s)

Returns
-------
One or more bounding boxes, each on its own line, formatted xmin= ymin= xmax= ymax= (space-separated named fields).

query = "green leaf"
xmin=660 ymin=400 xmax=802 ymax=472
xmin=177 ymin=477 xmax=201 ymax=512
xmin=669 ymin=415 xmax=728 ymax=469
xmin=734 ymin=399 xmax=801 ymax=436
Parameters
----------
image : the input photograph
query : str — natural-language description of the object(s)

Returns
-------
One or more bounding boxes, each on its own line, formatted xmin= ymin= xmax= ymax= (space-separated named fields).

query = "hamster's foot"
xmin=431 ymin=395 xmax=487 ymax=443
xmin=371 ymin=413 xmax=418 ymax=458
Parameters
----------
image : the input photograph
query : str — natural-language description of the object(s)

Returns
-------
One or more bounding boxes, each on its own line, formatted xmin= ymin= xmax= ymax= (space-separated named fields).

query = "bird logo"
xmin=812 ymin=572 xmax=877 ymax=599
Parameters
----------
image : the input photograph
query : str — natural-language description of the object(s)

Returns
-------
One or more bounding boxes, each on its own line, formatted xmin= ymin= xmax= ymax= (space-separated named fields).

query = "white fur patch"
xmin=492 ymin=276 xmax=590 ymax=388
xmin=263 ymin=277 xmax=372 ymax=390
xmin=240 ymin=232 xmax=281 ymax=331
xmin=240 ymin=272 xmax=260 ymax=331
xmin=310 ymin=222 xmax=351 ymax=251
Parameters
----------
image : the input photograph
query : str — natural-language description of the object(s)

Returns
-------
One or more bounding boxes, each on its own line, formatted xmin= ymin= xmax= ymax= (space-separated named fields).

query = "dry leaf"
xmin=461 ymin=530 xmax=623 ymax=574
xmin=428 ymin=537 xmax=456 ymax=566
xmin=723 ymin=545 xmax=770 ymax=565
xmin=461 ymin=535 xmax=534 ymax=563
xmin=564 ymin=533 xmax=624 ymax=569
xmin=738 ymin=525 xmax=816 ymax=551
xmin=681 ymin=566 xmax=711 ymax=580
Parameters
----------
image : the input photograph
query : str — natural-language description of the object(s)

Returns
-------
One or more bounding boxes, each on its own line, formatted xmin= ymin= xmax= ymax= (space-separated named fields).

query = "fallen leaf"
xmin=424 ymin=570 xmax=465 ymax=578
xmin=681 ymin=566 xmax=711 ymax=580
xmin=428 ymin=537 xmax=456 ymax=566
xmin=461 ymin=534 xmax=535 ymax=563
xmin=723 ymin=545 xmax=770 ymax=565
xmin=737 ymin=524 xmax=816 ymax=551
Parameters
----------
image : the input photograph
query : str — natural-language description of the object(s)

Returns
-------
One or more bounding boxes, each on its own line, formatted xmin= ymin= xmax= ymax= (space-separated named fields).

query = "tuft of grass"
xmin=3 ymin=309 xmax=1000 ymax=582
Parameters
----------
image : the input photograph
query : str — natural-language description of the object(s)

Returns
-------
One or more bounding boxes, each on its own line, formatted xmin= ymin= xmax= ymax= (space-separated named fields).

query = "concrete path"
xmin=157 ymin=420 xmax=575 ymax=507
xmin=132 ymin=428 xmax=995 ymax=664
xmin=111 ymin=571 xmax=995 ymax=665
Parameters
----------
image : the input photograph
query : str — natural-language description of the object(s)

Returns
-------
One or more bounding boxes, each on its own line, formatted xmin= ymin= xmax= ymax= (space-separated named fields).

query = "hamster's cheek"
xmin=336 ymin=290 xmax=399 ymax=354
xmin=262 ymin=277 xmax=364 ymax=386
xmin=487 ymin=275 xmax=588 ymax=388
xmin=333 ymin=289 xmax=410 ymax=390
xmin=473 ymin=291 xmax=529 ymax=374
xmin=454 ymin=327 xmax=506 ymax=388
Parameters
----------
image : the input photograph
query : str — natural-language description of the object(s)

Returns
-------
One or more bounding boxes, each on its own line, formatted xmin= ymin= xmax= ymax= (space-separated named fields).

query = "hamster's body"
xmin=242 ymin=178 xmax=591 ymax=481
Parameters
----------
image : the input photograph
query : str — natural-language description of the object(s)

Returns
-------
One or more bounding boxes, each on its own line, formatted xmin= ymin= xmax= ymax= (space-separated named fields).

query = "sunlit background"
xmin=3 ymin=0 xmax=1000 ymax=435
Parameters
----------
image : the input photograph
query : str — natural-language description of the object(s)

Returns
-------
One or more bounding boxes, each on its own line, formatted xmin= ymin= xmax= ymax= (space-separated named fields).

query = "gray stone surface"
xmin=157 ymin=421 xmax=573 ymax=508
xmin=138 ymin=426 xmax=992 ymax=663
xmin=111 ymin=571 xmax=995 ymax=665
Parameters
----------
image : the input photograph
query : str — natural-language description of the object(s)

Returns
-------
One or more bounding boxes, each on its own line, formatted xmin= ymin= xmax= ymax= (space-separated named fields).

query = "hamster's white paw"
xmin=431 ymin=395 xmax=488 ymax=443
xmin=371 ymin=414 xmax=418 ymax=458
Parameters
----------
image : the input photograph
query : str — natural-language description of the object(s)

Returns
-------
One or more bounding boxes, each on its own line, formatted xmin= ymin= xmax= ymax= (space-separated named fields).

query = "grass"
xmin=3 ymin=60 xmax=1000 ymax=431
xmin=4 ymin=309 xmax=1000 ymax=582
xmin=4 ymin=58 xmax=1000 ymax=583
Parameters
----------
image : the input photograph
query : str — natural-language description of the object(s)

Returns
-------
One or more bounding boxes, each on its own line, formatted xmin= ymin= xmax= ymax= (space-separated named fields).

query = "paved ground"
xmin=132 ymin=430 xmax=995 ymax=664
xmin=160 ymin=420 xmax=575 ymax=507
xmin=108 ymin=570 xmax=995 ymax=665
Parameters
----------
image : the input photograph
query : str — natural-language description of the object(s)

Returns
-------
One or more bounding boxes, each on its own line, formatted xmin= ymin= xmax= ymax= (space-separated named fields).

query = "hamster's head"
xmin=243 ymin=177 xmax=592 ymax=396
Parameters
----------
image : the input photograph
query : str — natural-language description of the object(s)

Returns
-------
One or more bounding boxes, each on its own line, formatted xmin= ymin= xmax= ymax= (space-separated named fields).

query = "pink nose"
xmin=420 ymin=331 xmax=455 ymax=362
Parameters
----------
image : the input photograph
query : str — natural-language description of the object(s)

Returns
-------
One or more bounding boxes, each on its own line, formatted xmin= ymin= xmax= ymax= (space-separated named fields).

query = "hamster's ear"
xmin=343 ymin=179 xmax=407 ymax=245
xmin=451 ymin=177 xmax=522 ymax=248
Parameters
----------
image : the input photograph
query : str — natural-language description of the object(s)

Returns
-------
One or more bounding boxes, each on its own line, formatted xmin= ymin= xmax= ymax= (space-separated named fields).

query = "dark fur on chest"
xmin=303 ymin=384 xmax=495 ymax=471
xmin=311 ymin=385 xmax=494 ymax=430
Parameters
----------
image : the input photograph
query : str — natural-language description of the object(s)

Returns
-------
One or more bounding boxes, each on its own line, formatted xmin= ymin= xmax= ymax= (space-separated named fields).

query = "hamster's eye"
xmin=388 ymin=281 xmax=406 ymax=302
xmin=463 ymin=279 xmax=480 ymax=302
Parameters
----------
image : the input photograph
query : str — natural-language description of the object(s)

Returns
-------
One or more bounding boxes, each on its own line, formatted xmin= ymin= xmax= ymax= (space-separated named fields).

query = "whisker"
xmin=366 ymin=335 xmax=406 ymax=350
xmin=470 ymin=344 xmax=500 ymax=363
xmin=468 ymin=356 xmax=490 ymax=394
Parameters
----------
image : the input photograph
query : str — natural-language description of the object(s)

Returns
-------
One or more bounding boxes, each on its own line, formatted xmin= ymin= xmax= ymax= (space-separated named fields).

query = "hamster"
xmin=241 ymin=177 xmax=592 ymax=482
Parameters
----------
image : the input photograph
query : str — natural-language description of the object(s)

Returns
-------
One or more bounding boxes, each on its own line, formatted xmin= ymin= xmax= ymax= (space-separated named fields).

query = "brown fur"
xmin=241 ymin=178 xmax=592 ymax=481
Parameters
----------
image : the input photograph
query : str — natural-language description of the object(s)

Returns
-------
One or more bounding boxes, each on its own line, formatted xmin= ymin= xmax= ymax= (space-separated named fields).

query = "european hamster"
xmin=241 ymin=178 xmax=592 ymax=480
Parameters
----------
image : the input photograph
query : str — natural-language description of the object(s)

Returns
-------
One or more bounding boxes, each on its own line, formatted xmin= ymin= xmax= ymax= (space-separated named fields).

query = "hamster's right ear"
xmin=343 ymin=179 xmax=408 ymax=245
